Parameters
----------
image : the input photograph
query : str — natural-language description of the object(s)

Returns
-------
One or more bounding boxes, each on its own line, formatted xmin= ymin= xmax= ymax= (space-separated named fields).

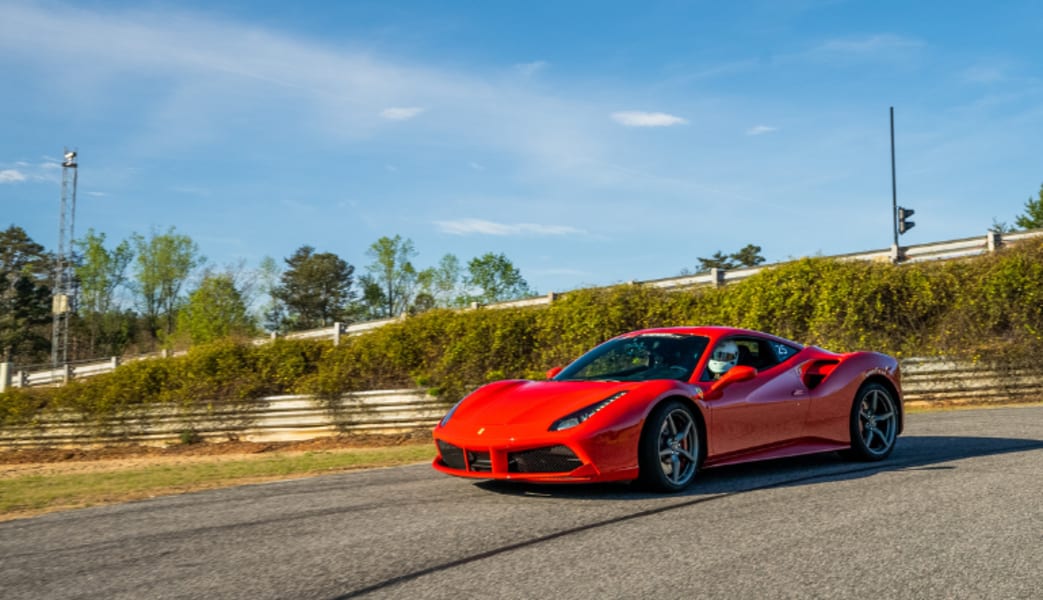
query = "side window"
xmin=735 ymin=338 xmax=770 ymax=369
xmin=733 ymin=339 xmax=758 ymax=367
xmin=702 ymin=337 xmax=765 ymax=380
xmin=770 ymin=341 xmax=799 ymax=364
xmin=734 ymin=337 xmax=789 ymax=370
xmin=702 ymin=336 xmax=801 ymax=380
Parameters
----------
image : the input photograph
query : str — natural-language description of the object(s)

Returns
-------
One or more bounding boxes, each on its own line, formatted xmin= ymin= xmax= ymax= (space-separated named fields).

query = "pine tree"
xmin=1015 ymin=183 xmax=1043 ymax=230
xmin=272 ymin=246 xmax=355 ymax=329
xmin=0 ymin=226 xmax=53 ymax=363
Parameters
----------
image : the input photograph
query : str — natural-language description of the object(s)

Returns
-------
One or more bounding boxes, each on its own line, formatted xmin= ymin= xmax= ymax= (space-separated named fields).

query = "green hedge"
xmin=4 ymin=239 xmax=1043 ymax=427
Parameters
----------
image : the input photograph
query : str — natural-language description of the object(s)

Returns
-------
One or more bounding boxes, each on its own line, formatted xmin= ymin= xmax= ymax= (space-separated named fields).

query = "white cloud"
xmin=806 ymin=34 xmax=925 ymax=64
xmin=380 ymin=106 xmax=425 ymax=121
xmin=468 ymin=161 xmax=485 ymax=171
xmin=0 ymin=3 xmax=713 ymax=205
xmin=436 ymin=218 xmax=584 ymax=236
xmin=514 ymin=61 xmax=548 ymax=76
xmin=0 ymin=169 xmax=27 ymax=183
xmin=611 ymin=111 xmax=688 ymax=127
xmin=747 ymin=125 xmax=778 ymax=136
xmin=664 ymin=59 xmax=759 ymax=86
xmin=961 ymin=65 xmax=1005 ymax=84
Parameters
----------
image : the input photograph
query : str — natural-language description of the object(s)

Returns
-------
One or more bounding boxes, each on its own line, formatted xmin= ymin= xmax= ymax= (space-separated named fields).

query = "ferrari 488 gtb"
xmin=432 ymin=326 xmax=903 ymax=492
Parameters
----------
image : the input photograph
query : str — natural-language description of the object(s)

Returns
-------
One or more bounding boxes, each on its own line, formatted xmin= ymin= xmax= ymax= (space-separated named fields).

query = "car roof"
xmin=620 ymin=326 xmax=804 ymax=349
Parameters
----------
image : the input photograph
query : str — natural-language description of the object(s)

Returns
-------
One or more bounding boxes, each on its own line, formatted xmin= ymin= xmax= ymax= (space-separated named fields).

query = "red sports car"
xmin=432 ymin=326 xmax=903 ymax=491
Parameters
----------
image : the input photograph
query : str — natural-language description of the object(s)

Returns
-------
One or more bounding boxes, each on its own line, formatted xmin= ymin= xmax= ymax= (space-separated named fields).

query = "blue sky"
xmin=3 ymin=0 xmax=1043 ymax=294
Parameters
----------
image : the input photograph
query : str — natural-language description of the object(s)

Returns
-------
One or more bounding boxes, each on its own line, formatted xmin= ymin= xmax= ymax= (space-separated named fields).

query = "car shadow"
xmin=474 ymin=435 xmax=1043 ymax=500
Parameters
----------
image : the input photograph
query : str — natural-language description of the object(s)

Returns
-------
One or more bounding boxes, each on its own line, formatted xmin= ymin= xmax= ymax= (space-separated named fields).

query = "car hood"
xmin=452 ymin=379 xmax=643 ymax=427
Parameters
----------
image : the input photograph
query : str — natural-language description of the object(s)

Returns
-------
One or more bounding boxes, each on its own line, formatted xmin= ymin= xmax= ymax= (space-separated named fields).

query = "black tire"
xmin=638 ymin=400 xmax=701 ymax=492
xmin=844 ymin=382 xmax=899 ymax=461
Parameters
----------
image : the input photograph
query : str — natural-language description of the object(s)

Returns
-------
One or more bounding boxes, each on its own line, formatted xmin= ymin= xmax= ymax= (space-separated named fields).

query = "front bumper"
xmin=432 ymin=438 xmax=605 ymax=481
xmin=431 ymin=413 xmax=645 ymax=484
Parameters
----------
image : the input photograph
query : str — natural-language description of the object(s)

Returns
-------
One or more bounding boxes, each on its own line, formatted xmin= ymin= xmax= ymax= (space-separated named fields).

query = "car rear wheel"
xmin=845 ymin=382 xmax=898 ymax=461
xmin=638 ymin=400 xmax=700 ymax=492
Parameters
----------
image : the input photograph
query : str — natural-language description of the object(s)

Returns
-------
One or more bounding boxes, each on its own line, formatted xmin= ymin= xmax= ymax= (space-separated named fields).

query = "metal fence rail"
xmin=900 ymin=358 xmax=1043 ymax=404
xmin=0 ymin=358 xmax=1039 ymax=448
xmin=4 ymin=228 xmax=1043 ymax=391
xmin=0 ymin=389 xmax=446 ymax=447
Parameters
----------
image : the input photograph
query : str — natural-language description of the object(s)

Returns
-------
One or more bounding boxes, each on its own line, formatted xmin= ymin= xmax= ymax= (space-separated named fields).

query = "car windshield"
xmin=554 ymin=334 xmax=710 ymax=382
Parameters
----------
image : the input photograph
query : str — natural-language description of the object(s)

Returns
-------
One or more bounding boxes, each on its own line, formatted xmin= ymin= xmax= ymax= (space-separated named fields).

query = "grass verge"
xmin=0 ymin=444 xmax=434 ymax=521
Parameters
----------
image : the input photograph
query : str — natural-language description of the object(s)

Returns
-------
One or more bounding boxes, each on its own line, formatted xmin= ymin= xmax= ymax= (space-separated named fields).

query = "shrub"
xmin=5 ymin=238 xmax=1043 ymax=425
xmin=253 ymin=338 xmax=325 ymax=395
xmin=0 ymin=388 xmax=50 ymax=427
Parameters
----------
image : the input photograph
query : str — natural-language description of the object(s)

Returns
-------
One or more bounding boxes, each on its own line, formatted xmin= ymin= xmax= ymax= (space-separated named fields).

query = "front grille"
xmin=467 ymin=451 xmax=492 ymax=472
xmin=437 ymin=440 xmax=466 ymax=470
xmin=440 ymin=441 xmax=582 ymax=474
xmin=437 ymin=440 xmax=491 ymax=472
xmin=508 ymin=445 xmax=582 ymax=473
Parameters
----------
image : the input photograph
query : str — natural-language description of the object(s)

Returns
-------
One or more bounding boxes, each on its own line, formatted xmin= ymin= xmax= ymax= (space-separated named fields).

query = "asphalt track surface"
xmin=2 ymin=406 xmax=1041 ymax=599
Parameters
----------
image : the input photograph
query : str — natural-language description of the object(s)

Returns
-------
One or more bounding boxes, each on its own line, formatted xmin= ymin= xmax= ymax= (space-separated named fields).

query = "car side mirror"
xmin=546 ymin=366 xmax=564 ymax=380
xmin=705 ymin=365 xmax=756 ymax=399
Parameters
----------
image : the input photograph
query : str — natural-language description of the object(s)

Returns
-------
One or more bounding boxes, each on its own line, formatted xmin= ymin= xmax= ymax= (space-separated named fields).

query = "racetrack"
xmin=2 ymin=406 xmax=1040 ymax=599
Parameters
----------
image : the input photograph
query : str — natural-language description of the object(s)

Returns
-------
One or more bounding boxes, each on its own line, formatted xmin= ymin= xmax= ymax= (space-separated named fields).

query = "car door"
xmin=704 ymin=337 xmax=809 ymax=456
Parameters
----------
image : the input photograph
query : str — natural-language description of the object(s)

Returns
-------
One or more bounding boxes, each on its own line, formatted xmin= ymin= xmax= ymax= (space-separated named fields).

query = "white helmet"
xmin=708 ymin=340 xmax=739 ymax=376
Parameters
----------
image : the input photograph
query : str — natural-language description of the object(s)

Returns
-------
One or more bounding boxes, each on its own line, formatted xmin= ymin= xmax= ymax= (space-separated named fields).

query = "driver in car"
xmin=707 ymin=340 xmax=739 ymax=380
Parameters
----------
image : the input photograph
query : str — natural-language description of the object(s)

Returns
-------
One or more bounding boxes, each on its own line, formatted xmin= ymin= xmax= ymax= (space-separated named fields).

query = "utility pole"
xmin=890 ymin=107 xmax=915 ymax=264
xmin=51 ymin=149 xmax=78 ymax=367
xmin=890 ymin=107 xmax=899 ymax=252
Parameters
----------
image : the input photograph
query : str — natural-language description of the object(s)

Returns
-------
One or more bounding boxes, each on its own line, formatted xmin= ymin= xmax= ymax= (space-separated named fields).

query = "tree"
xmin=176 ymin=273 xmax=256 ymax=344
xmin=132 ymin=227 xmax=203 ymax=340
xmin=1015 ymin=183 xmax=1043 ymax=230
xmin=409 ymin=292 xmax=437 ymax=315
xmin=357 ymin=275 xmax=387 ymax=321
xmin=256 ymin=256 xmax=286 ymax=333
xmin=272 ymin=245 xmax=355 ymax=330
xmin=464 ymin=252 xmax=532 ymax=304
xmin=75 ymin=228 xmax=134 ymax=356
xmin=0 ymin=226 xmax=52 ymax=363
xmin=989 ymin=218 xmax=1015 ymax=234
xmin=696 ymin=251 xmax=734 ymax=272
xmin=416 ymin=253 xmax=464 ymax=309
xmin=695 ymin=244 xmax=766 ymax=272
xmin=730 ymin=244 xmax=766 ymax=268
xmin=364 ymin=235 xmax=418 ymax=318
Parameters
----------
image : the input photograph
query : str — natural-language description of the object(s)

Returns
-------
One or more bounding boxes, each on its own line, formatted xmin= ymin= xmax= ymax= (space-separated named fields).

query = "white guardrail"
xmin=3 ymin=228 xmax=1043 ymax=392
xmin=0 ymin=357 xmax=1040 ymax=447
xmin=0 ymin=389 xmax=446 ymax=447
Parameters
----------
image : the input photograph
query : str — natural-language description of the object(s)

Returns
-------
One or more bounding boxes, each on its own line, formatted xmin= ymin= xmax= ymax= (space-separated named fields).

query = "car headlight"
xmin=549 ymin=392 xmax=627 ymax=431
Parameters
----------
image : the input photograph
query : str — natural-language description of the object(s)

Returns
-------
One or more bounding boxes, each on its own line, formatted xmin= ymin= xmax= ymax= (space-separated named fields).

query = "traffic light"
xmin=898 ymin=206 xmax=915 ymax=234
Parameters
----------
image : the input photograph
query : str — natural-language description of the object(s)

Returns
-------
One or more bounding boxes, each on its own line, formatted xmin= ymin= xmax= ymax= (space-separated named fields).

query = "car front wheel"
xmin=639 ymin=400 xmax=701 ymax=492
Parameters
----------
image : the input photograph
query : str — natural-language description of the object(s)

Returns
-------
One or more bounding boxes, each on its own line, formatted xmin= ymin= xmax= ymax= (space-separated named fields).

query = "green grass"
xmin=0 ymin=444 xmax=435 ymax=518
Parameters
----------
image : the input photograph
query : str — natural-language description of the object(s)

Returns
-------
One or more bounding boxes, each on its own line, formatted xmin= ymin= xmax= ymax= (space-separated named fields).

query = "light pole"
xmin=890 ymin=107 xmax=898 ymax=251
xmin=890 ymin=107 xmax=915 ymax=263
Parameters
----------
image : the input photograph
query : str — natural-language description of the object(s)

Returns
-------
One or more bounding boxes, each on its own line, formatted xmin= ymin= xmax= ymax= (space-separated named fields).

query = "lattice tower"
xmin=51 ymin=149 xmax=78 ymax=366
